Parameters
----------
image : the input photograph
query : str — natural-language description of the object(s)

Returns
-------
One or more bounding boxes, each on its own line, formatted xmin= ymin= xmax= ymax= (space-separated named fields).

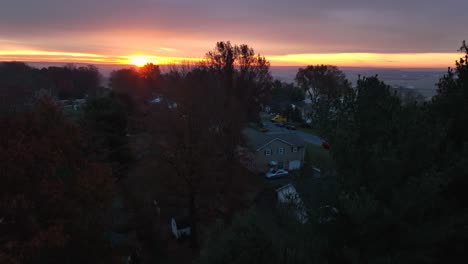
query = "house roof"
xmin=244 ymin=129 xmax=305 ymax=151
xmin=275 ymin=183 xmax=296 ymax=193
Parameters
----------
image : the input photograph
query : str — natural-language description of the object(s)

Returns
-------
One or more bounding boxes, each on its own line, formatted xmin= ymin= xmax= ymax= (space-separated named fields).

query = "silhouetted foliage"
xmin=283 ymin=104 xmax=303 ymax=123
xmin=0 ymin=62 xmax=103 ymax=115
xmin=43 ymin=64 xmax=101 ymax=99
xmin=319 ymin=42 xmax=468 ymax=263
xmin=0 ymin=98 xmax=114 ymax=264
xmin=200 ymin=212 xmax=277 ymax=264
xmin=110 ymin=68 xmax=144 ymax=98
xmin=206 ymin=41 xmax=273 ymax=122
xmin=109 ymin=64 xmax=162 ymax=104
xmin=139 ymin=63 xmax=162 ymax=93
xmin=81 ymin=95 xmax=134 ymax=180
xmin=145 ymin=64 xmax=253 ymax=249
xmin=0 ymin=62 xmax=49 ymax=114
xmin=296 ymin=65 xmax=349 ymax=102
xmin=270 ymin=80 xmax=305 ymax=114
xmin=0 ymin=62 xmax=49 ymax=90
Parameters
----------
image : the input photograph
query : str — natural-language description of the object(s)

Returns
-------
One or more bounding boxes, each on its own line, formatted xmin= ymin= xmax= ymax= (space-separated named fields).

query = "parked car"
xmin=265 ymin=169 xmax=289 ymax=179
xmin=286 ymin=124 xmax=297 ymax=130
xmin=277 ymin=122 xmax=286 ymax=127
xmin=260 ymin=127 xmax=269 ymax=133
xmin=322 ymin=141 xmax=330 ymax=150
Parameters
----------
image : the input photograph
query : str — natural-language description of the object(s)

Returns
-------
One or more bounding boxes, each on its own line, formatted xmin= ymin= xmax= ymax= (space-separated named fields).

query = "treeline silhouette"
xmin=1 ymin=40 xmax=468 ymax=264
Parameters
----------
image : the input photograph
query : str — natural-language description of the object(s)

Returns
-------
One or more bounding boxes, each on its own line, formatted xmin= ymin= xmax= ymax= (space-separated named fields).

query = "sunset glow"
xmin=124 ymin=55 xmax=202 ymax=66
xmin=128 ymin=55 xmax=158 ymax=67
xmin=267 ymin=53 xmax=461 ymax=68
xmin=0 ymin=48 xmax=461 ymax=68
xmin=2 ymin=0 xmax=467 ymax=70
xmin=0 ymin=49 xmax=104 ymax=58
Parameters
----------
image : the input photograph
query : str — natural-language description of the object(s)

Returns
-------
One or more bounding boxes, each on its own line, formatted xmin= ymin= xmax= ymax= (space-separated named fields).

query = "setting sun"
xmin=129 ymin=55 xmax=158 ymax=67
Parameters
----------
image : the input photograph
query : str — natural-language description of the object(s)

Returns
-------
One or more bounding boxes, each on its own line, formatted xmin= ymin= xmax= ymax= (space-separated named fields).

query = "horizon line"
xmin=0 ymin=50 xmax=461 ymax=69
xmin=5 ymin=60 xmax=450 ymax=71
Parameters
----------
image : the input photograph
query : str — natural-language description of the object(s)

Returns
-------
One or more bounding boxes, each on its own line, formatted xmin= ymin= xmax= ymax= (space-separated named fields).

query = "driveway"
xmin=262 ymin=121 xmax=322 ymax=145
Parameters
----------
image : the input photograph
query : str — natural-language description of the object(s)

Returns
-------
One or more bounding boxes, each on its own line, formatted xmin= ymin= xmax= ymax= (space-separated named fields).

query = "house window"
xmin=292 ymin=147 xmax=298 ymax=153
xmin=265 ymin=149 xmax=272 ymax=156
xmin=278 ymin=147 xmax=285 ymax=155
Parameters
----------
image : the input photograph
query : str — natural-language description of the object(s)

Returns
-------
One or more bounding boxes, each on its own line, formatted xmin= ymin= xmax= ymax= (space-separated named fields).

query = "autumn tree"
xmin=110 ymin=68 xmax=147 ymax=101
xmin=139 ymin=63 xmax=162 ymax=94
xmin=0 ymin=62 xmax=49 ymax=114
xmin=72 ymin=65 xmax=101 ymax=97
xmin=295 ymin=65 xmax=351 ymax=137
xmin=0 ymin=98 xmax=114 ymax=263
xmin=206 ymin=41 xmax=273 ymax=123
xmin=149 ymin=43 xmax=272 ymax=249
xmin=0 ymin=62 xmax=49 ymax=90
xmin=136 ymin=42 xmax=269 ymax=253
xmin=145 ymin=65 xmax=253 ymax=250
xmin=43 ymin=64 xmax=101 ymax=99
xmin=425 ymin=41 xmax=468 ymax=261
xmin=81 ymin=95 xmax=134 ymax=180
xmin=236 ymin=44 xmax=273 ymax=122
xmin=283 ymin=104 xmax=303 ymax=123
xmin=270 ymin=80 xmax=305 ymax=116
xmin=296 ymin=65 xmax=349 ymax=102
xmin=200 ymin=211 xmax=278 ymax=264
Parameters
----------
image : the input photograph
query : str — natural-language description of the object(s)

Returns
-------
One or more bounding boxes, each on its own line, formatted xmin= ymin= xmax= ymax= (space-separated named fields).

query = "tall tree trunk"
xmin=188 ymin=192 xmax=198 ymax=250
xmin=308 ymin=89 xmax=314 ymax=102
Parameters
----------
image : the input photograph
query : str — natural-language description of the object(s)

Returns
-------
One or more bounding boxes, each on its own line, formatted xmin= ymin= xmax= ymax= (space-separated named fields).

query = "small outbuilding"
xmin=171 ymin=217 xmax=191 ymax=239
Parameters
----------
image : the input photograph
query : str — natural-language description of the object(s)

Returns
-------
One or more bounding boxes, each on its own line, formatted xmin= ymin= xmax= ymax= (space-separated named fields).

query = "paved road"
xmin=295 ymin=130 xmax=322 ymax=146
xmin=262 ymin=121 xmax=322 ymax=146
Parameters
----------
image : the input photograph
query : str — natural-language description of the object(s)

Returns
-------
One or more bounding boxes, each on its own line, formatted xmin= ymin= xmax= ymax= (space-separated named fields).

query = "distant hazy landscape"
xmin=271 ymin=66 xmax=446 ymax=98
xmin=26 ymin=62 xmax=446 ymax=98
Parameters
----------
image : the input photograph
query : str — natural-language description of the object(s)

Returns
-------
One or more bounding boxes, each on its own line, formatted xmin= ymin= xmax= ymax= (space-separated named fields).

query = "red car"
xmin=322 ymin=141 xmax=330 ymax=150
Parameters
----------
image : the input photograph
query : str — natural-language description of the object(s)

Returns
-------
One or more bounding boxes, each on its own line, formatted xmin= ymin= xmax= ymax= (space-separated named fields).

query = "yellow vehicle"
xmin=270 ymin=115 xmax=287 ymax=123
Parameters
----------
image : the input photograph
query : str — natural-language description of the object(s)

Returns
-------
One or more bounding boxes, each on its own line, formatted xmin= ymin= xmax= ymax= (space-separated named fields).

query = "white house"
xmin=171 ymin=217 xmax=191 ymax=239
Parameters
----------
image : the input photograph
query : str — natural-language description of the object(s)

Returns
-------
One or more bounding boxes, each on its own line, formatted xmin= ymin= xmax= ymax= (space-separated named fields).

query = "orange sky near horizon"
xmin=0 ymin=49 xmax=461 ymax=68
xmin=2 ymin=0 xmax=468 ymax=71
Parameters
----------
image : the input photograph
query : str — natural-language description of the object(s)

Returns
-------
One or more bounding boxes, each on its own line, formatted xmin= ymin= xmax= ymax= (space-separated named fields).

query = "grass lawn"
xmin=304 ymin=143 xmax=334 ymax=171
xmin=299 ymin=127 xmax=321 ymax=136
xmin=260 ymin=112 xmax=272 ymax=122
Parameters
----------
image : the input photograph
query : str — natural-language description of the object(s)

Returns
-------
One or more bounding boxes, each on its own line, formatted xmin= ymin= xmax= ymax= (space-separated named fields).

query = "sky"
xmin=1 ymin=0 xmax=467 ymax=67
